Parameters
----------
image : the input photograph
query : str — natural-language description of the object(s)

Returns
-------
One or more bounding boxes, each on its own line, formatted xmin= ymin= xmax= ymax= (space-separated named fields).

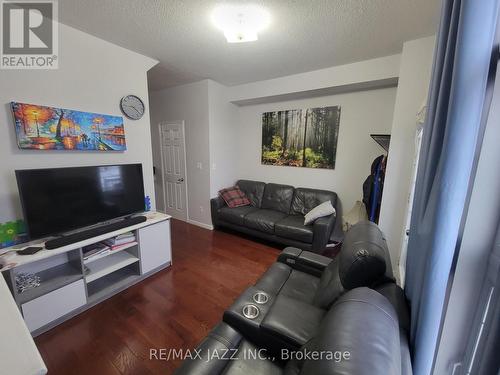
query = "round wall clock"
xmin=120 ymin=95 xmax=145 ymax=120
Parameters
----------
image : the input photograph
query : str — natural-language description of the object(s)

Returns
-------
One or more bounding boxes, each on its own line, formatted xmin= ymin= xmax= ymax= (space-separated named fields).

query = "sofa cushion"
xmin=261 ymin=183 xmax=295 ymax=213
xmin=244 ymin=209 xmax=288 ymax=234
xmin=304 ymin=201 xmax=336 ymax=225
xmin=275 ymin=215 xmax=314 ymax=243
xmin=312 ymin=259 xmax=344 ymax=309
xmin=261 ymin=295 xmax=325 ymax=348
xmin=291 ymin=188 xmax=338 ymax=216
xmin=218 ymin=206 xmax=259 ymax=226
xmin=219 ymin=186 xmax=251 ymax=208
xmin=279 ymin=269 xmax=320 ymax=304
xmin=237 ymin=180 xmax=266 ymax=208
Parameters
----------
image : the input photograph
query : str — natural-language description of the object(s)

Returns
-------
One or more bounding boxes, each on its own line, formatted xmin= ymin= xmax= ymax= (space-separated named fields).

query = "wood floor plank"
xmin=34 ymin=219 xmax=280 ymax=374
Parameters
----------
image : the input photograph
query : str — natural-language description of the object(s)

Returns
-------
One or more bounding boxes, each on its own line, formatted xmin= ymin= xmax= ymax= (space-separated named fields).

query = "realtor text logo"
xmin=1 ymin=0 xmax=58 ymax=69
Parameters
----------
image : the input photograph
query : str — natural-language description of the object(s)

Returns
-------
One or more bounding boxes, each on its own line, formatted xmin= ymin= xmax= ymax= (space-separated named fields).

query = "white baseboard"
xmin=187 ymin=219 xmax=214 ymax=231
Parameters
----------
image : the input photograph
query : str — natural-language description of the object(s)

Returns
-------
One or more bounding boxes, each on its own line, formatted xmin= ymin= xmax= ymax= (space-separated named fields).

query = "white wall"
xmin=235 ymin=88 xmax=397 ymax=212
xmin=227 ymin=54 xmax=400 ymax=104
xmin=149 ymin=79 xmax=239 ymax=227
xmin=208 ymin=80 xmax=239 ymax=197
xmin=378 ymin=36 xmax=436 ymax=273
xmin=149 ymin=80 xmax=212 ymax=226
xmin=0 ymin=23 xmax=157 ymax=224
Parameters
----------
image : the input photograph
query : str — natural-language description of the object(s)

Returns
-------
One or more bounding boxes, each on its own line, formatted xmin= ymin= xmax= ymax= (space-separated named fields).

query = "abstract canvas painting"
xmin=262 ymin=106 xmax=341 ymax=169
xmin=11 ymin=102 xmax=126 ymax=151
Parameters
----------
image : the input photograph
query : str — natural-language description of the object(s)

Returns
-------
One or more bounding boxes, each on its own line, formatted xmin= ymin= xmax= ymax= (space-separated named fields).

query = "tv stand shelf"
xmin=86 ymin=251 xmax=139 ymax=283
xmin=87 ymin=266 xmax=139 ymax=304
xmin=0 ymin=211 xmax=171 ymax=336
xmin=17 ymin=263 xmax=83 ymax=305
xmin=83 ymin=241 xmax=139 ymax=265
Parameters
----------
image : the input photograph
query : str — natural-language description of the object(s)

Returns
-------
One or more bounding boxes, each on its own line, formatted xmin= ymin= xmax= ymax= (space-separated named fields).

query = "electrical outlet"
xmin=196 ymin=162 xmax=203 ymax=169
xmin=200 ymin=206 xmax=204 ymax=213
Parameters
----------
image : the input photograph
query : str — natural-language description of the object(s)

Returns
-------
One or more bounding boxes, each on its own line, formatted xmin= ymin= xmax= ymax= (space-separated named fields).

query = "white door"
xmin=159 ymin=121 xmax=188 ymax=221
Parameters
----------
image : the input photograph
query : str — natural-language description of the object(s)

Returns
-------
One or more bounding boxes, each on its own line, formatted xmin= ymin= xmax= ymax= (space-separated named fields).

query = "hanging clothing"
xmin=362 ymin=155 xmax=386 ymax=223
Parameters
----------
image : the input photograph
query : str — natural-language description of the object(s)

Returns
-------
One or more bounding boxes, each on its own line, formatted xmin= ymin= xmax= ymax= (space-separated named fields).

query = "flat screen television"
xmin=16 ymin=164 xmax=145 ymax=239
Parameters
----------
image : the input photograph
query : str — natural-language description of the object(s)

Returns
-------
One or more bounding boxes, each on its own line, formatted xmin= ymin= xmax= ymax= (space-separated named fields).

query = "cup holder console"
xmin=253 ymin=291 xmax=269 ymax=304
xmin=242 ymin=304 xmax=260 ymax=319
xmin=223 ymin=286 xmax=314 ymax=357
xmin=224 ymin=287 xmax=273 ymax=334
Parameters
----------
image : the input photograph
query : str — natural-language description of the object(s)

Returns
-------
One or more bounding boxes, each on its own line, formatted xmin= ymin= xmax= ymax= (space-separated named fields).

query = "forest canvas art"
xmin=262 ymin=106 xmax=341 ymax=169
xmin=11 ymin=102 xmax=126 ymax=151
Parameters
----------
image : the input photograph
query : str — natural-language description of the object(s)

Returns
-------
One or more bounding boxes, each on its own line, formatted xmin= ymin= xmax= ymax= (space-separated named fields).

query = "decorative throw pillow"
xmin=219 ymin=186 xmax=251 ymax=208
xmin=304 ymin=201 xmax=336 ymax=225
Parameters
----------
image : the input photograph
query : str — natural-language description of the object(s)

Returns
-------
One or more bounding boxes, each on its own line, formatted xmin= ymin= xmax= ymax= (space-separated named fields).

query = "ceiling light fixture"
xmin=212 ymin=4 xmax=270 ymax=43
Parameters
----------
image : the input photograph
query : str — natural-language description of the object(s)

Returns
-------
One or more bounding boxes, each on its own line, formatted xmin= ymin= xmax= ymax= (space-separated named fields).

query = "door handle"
xmin=176 ymin=178 xmax=184 ymax=183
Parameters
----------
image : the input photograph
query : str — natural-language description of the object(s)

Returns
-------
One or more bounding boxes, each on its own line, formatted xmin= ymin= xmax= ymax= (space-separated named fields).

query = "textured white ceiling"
xmin=59 ymin=0 xmax=440 ymax=90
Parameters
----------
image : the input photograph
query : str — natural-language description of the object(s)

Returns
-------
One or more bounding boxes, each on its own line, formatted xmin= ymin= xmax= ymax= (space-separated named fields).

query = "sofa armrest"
xmin=211 ymin=195 xmax=226 ymax=210
xmin=299 ymin=251 xmax=333 ymax=270
xmin=330 ymin=216 xmax=345 ymax=243
xmin=210 ymin=196 xmax=226 ymax=228
xmin=277 ymin=246 xmax=303 ymax=265
xmin=277 ymin=247 xmax=332 ymax=277
xmin=312 ymin=214 xmax=336 ymax=253
xmin=330 ymin=199 xmax=344 ymax=243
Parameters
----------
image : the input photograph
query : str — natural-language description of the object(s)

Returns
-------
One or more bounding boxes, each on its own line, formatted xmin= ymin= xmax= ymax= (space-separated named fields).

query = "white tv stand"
xmin=0 ymin=211 xmax=171 ymax=336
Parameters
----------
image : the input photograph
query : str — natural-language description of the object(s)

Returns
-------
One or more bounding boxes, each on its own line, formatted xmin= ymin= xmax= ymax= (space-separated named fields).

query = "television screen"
xmin=16 ymin=164 xmax=145 ymax=239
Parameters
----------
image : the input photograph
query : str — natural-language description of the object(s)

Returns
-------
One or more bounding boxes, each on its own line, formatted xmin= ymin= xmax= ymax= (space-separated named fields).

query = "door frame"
xmin=158 ymin=120 xmax=189 ymax=222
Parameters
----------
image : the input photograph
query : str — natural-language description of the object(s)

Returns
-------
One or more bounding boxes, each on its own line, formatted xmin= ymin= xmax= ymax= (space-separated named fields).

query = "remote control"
xmin=16 ymin=246 xmax=43 ymax=255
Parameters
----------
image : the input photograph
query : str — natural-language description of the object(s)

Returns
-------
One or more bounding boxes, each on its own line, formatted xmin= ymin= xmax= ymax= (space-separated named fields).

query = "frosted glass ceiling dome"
xmin=212 ymin=4 xmax=271 ymax=43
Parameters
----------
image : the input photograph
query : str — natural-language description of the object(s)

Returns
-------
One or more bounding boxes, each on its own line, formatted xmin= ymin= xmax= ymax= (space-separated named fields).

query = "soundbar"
xmin=45 ymin=215 xmax=147 ymax=249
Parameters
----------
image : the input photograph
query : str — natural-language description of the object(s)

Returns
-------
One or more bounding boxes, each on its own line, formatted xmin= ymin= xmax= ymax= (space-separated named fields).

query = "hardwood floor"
xmin=34 ymin=219 xmax=280 ymax=374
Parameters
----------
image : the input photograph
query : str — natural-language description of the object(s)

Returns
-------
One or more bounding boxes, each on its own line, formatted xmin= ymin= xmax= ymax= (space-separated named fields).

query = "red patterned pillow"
xmin=219 ymin=186 xmax=251 ymax=208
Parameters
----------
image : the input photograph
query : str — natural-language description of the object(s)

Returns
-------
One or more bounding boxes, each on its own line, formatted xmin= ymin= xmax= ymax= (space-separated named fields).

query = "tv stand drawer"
xmin=21 ymin=279 xmax=86 ymax=332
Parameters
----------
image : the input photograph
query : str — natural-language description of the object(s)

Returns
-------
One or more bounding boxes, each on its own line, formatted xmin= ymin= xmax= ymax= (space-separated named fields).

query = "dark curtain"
xmin=404 ymin=0 xmax=499 ymax=374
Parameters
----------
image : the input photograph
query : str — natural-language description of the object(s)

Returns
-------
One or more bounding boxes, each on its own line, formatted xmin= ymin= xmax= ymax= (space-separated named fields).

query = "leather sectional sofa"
xmin=175 ymin=221 xmax=412 ymax=374
xmin=211 ymin=180 xmax=340 ymax=253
